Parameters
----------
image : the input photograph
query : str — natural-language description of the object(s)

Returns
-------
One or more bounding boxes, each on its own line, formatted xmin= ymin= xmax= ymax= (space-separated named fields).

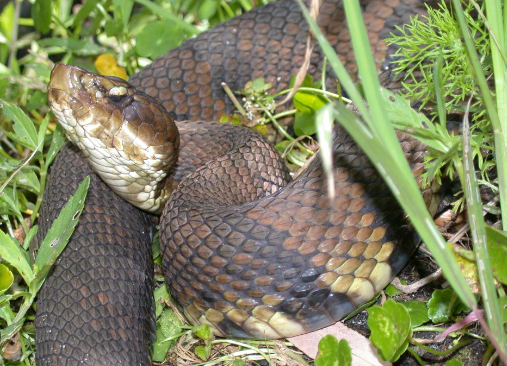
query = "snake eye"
xmin=109 ymin=86 xmax=128 ymax=103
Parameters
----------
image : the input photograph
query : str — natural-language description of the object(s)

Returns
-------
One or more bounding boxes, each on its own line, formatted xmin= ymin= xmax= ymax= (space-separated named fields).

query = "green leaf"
xmin=72 ymin=0 xmax=100 ymax=27
xmin=367 ymin=299 xmax=411 ymax=362
xmin=445 ymin=359 xmax=464 ymax=366
xmin=485 ymin=226 xmax=507 ymax=285
xmin=152 ymin=308 xmax=182 ymax=362
xmin=45 ymin=124 xmax=65 ymax=167
xmin=1 ymin=101 xmax=38 ymax=150
xmin=26 ymin=90 xmax=48 ymax=111
xmin=133 ymin=0 xmax=199 ymax=35
xmin=0 ymin=3 xmax=14 ymax=40
xmin=114 ymin=0 xmax=134 ymax=29
xmin=427 ymin=288 xmax=468 ymax=323
xmin=294 ymin=111 xmax=317 ymax=136
xmin=14 ymin=170 xmax=41 ymax=194
xmin=402 ymin=300 xmax=429 ymax=327
xmin=193 ymin=324 xmax=212 ymax=341
xmin=154 ymin=284 xmax=170 ymax=318
xmin=32 ymin=176 xmax=90 ymax=293
xmin=315 ymin=335 xmax=352 ymax=366
xmin=33 ymin=0 xmax=52 ymax=34
xmin=0 ymin=264 xmax=14 ymax=295
xmin=0 ymin=77 xmax=7 ymax=99
xmin=499 ymin=296 xmax=507 ymax=324
xmin=135 ymin=21 xmax=186 ymax=59
xmin=0 ymin=230 xmax=33 ymax=284
xmin=194 ymin=344 xmax=211 ymax=360
xmin=105 ymin=20 xmax=123 ymax=38
xmin=198 ymin=0 xmax=218 ymax=20
xmin=38 ymin=38 xmax=104 ymax=56
xmin=385 ymin=284 xmax=402 ymax=296
xmin=23 ymin=225 xmax=38 ymax=251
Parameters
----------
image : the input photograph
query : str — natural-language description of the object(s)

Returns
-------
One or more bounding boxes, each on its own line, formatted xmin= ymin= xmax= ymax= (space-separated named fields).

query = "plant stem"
xmin=411 ymin=339 xmax=473 ymax=356
xmin=406 ymin=347 xmax=425 ymax=366
xmin=264 ymin=110 xmax=314 ymax=155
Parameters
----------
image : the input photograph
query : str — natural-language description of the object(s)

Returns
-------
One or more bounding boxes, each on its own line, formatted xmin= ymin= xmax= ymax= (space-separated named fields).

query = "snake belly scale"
xmin=35 ymin=0 xmax=431 ymax=364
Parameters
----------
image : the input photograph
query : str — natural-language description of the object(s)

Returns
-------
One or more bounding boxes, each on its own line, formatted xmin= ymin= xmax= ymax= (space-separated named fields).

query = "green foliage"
xmin=401 ymin=300 xmax=429 ymax=328
xmin=367 ymin=299 xmax=412 ymax=362
xmin=427 ymin=288 xmax=468 ymax=323
xmin=386 ymin=0 xmax=489 ymax=114
xmin=485 ymin=226 xmax=507 ymax=285
xmin=152 ymin=308 xmax=183 ymax=362
xmin=314 ymin=335 xmax=352 ymax=366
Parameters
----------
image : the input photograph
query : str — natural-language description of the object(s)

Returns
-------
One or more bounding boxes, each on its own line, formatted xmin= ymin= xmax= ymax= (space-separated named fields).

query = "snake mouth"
xmin=48 ymin=63 xmax=78 ymax=93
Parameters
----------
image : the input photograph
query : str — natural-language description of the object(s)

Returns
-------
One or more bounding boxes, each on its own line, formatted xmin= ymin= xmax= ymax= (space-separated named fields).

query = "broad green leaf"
xmin=0 ymin=230 xmax=33 ymax=284
xmin=32 ymin=176 xmax=90 ymax=293
xmin=14 ymin=170 xmax=41 ymax=194
xmin=193 ymin=324 xmax=212 ymax=341
xmin=427 ymin=288 xmax=468 ymax=323
xmin=198 ymin=0 xmax=218 ymax=20
xmin=38 ymin=38 xmax=104 ymax=56
xmin=294 ymin=111 xmax=317 ymax=136
xmin=485 ymin=226 xmax=507 ymax=285
xmin=0 ymin=186 xmax=20 ymax=215
xmin=0 ymin=264 xmax=13 ymax=295
xmin=154 ymin=284 xmax=170 ymax=318
xmin=33 ymin=0 xmax=52 ymax=34
xmin=105 ymin=20 xmax=123 ymax=38
xmin=402 ymin=300 xmax=429 ymax=327
xmin=315 ymin=335 xmax=352 ymax=366
xmin=0 ymin=3 xmax=14 ymax=40
xmin=135 ymin=21 xmax=186 ymax=59
xmin=194 ymin=343 xmax=211 ymax=360
xmin=153 ymin=308 xmax=182 ymax=362
xmin=385 ymin=284 xmax=402 ymax=296
xmin=367 ymin=299 xmax=411 ymax=362
xmin=1 ymin=101 xmax=38 ymax=150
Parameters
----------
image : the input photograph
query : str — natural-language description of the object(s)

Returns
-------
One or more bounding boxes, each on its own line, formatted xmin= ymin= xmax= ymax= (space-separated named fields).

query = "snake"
xmin=34 ymin=0 xmax=433 ymax=364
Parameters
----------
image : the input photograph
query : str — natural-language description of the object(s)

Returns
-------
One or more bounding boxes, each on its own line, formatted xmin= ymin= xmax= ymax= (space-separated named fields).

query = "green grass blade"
xmin=452 ymin=0 xmax=507 ymax=231
xmin=463 ymin=109 xmax=507 ymax=358
xmin=298 ymin=0 xmax=477 ymax=310
xmin=294 ymin=0 xmax=371 ymax=125
xmin=32 ymin=176 xmax=90 ymax=293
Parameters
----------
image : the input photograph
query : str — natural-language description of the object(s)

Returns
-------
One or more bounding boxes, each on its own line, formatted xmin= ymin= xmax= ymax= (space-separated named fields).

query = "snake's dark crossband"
xmin=35 ymin=0 xmax=430 ymax=365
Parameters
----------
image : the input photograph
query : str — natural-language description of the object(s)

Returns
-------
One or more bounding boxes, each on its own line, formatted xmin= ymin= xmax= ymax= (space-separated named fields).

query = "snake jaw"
xmin=48 ymin=63 xmax=180 ymax=213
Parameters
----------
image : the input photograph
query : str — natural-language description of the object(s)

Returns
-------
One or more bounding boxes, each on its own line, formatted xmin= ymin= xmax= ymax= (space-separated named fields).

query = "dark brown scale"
xmin=35 ymin=0 xmax=431 ymax=364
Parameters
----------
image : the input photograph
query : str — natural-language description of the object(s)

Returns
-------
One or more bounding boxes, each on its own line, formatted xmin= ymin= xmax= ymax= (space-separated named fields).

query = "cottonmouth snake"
xmin=35 ymin=0 xmax=432 ymax=364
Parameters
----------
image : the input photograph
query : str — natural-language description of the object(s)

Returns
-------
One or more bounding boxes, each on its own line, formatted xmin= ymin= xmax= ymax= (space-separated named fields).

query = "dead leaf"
xmin=288 ymin=322 xmax=391 ymax=366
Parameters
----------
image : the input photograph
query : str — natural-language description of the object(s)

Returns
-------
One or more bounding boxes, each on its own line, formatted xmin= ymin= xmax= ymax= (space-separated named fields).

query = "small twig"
xmin=221 ymin=82 xmax=247 ymax=116
xmin=391 ymin=268 xmax=442 ymax=294
xmin=0 ymin=140 xmax=43 ymax=196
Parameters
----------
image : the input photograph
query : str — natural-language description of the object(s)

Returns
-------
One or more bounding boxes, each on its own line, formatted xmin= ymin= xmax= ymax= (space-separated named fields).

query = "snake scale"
xmin=34 ymin=0 xmax=432 ymax=364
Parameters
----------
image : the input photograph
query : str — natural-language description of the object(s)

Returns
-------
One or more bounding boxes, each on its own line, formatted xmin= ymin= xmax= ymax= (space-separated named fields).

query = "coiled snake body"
xmin=35 ymin=0 xmax=431 ymax=364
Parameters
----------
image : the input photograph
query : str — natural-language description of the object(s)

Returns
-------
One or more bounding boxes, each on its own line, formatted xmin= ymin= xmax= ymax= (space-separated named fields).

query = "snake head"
xmin=48 ymin=63 xmax=180 ymax=213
